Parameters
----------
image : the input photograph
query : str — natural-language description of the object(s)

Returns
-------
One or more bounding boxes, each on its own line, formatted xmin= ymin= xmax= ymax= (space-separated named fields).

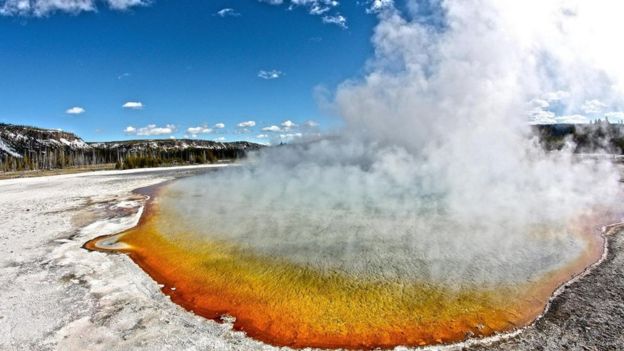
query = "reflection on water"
xmin=86 ymin=171 xmax=612 ymax=349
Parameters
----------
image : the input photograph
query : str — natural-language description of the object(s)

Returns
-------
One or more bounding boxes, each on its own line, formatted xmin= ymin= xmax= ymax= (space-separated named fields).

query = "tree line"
xmin=1 ymin=146 xmax=249 ymax=172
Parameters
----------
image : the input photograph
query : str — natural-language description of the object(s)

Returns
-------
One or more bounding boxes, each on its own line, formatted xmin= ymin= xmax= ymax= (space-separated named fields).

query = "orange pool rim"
xmin=84 ymin=181 xmax=617 ymax=350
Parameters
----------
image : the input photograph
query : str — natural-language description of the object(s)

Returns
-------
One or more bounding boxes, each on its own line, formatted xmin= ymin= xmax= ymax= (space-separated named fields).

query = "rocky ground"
xmin=0 ymin=165 xmax=622 ymax=351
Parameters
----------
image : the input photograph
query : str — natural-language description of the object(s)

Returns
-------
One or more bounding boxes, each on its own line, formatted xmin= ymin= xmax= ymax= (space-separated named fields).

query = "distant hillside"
xmin=90 ymin=139 xmax=257 ymax=153
xmin=0 ymin=123 xmax=263 ymax=172
xmin=4 ymin=121 xmax=624 ymax=173
xmin=0 ymin=123 xmax=89 ymax=155
xmin=532 ymin=120 xmax=624 ymax=154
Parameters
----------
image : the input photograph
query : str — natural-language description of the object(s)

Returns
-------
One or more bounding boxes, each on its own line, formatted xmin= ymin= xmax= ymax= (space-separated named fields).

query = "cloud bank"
xmin=259 ymin=0 xmax=348 ymax=28
xmin=186 ymin=126 xmax=213 ymax=137
xmin=0 ymin=0 xmax=149 ymax=16
xmin=237 ymin=120 xmax=256 ymax=128
xmin=124 ymin=123 xmax=175 ymax=136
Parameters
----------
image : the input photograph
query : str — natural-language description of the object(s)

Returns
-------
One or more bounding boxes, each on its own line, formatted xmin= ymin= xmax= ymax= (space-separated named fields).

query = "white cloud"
xmin=258 ymin=70 xmax=283 ymax=80
xmin=531 ymin=96 xmax=611 ymax=124
xmin=308 ymin=4 xmax=329 ymax=15
xmin=117 ymin=72 xmax=131 ymax=80
xmin=186 ymin=126 xmax=213 ymax=135
xmin=281 ymin=120 xmax=297 ymax=129
xmin=543 ymin=90 xmax=570 ymax=102
xmin=529 ymin=98 xmax=549 ymax=109
xmin=304 ymin=120 xmax=319 ymax=127
xmin=292 ymin=0 xmax=339 ymax=15
xmin=581 ymin=99 xmax=607 ymax=114
xmin=262 ymin=125 xmax=281 ymax=132
xmin=256 ymin=134 xmax=269 ymax=139
xmin=215 ymin=136 xmax=226 ymax=141
xmin=279 ymin=132 xmax=303 ymax=142
xmin=527 ymin=98 xmax=555 ymax=124
xmin=290 ymin=0 xmax=339 ymax=15
xmin=367 ymin=0 xmax=392 ymax=14
xmin=322 ymin=14 xmax=346 ymax=28
xmin=528 ymin=109 xmax=556 ymax=125
xmin=258 ymin=0 xmax=345 ymax=27
xmin=216 ymin=8 xmax=239 ymax=17
xmin=65 ymin=106 xmax=85 ymax=115
xmin=261 ymin=0 xmax=339 ymax=12
xmin=555 ymin=114 xmax=589 ymax=124
xmin=214 ymin=123 xmax=225 ymax=129
xmin=528 ymin=90 xmax=599 ymax=124
xmin=0 ymin=0 xmax=148 ymax=16
xmin=122 ymin=101 xmax=143 ymax=110
xmin=125 ymin=124 xmax=176 ymax=136
xmin=237 ymin=120 xmax=256 ymax=128
xmin=106 ymin=0 xmax=147 ymax=10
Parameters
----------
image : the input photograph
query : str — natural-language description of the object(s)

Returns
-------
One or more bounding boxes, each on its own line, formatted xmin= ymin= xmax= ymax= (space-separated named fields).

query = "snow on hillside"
xmin=0 ymin=137 xmax=21 ymax=158
xmin=90 ymin=139 xmax=260 ymax=152
xmin=0 ymin=123 xmax=91 ymax=158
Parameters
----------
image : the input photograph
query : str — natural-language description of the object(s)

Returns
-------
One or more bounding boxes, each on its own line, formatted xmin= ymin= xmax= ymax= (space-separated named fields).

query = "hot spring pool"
xmin=86 ymin=169 xmax=616 ymax=349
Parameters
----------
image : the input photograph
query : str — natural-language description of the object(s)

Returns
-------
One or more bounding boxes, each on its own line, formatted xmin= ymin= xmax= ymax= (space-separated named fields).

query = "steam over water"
xmin=89 ymin=1 xmax=624 ymax=348
xmin=161 ymin=139 xmax=607 ymax=287
xmin=152 ymin=0 xmax=624 ymax=287
xmin=158 ymin=1 xmax=624 ymax=280
xmin=157 ymin=0 xmax=624 ymax=287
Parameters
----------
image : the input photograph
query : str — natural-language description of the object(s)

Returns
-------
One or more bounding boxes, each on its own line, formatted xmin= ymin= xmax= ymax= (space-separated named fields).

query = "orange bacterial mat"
xmin=85 ymin=182 xmax=612 ymax=349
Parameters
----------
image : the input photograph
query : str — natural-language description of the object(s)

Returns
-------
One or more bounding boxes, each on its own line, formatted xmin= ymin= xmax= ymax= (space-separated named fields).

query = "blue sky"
xmin=0 ymin=0 xmax=384 ymax=142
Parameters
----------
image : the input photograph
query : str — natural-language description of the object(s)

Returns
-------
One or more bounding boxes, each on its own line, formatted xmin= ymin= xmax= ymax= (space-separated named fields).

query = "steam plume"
xmin=163 ymin=0 xmax=623 ymax=286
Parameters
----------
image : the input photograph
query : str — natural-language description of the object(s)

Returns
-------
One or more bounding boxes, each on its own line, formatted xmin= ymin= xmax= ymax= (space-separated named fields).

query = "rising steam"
xmin=161 ymin=0 xmax=623 ymax=287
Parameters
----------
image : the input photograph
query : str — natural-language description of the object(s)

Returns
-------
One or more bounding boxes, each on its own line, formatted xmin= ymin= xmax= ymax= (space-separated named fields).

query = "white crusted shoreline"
xmin=0 ymin=165 xmax=270 ymax=351
xmin=0 ymin=164 xmax=619 ymax=351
